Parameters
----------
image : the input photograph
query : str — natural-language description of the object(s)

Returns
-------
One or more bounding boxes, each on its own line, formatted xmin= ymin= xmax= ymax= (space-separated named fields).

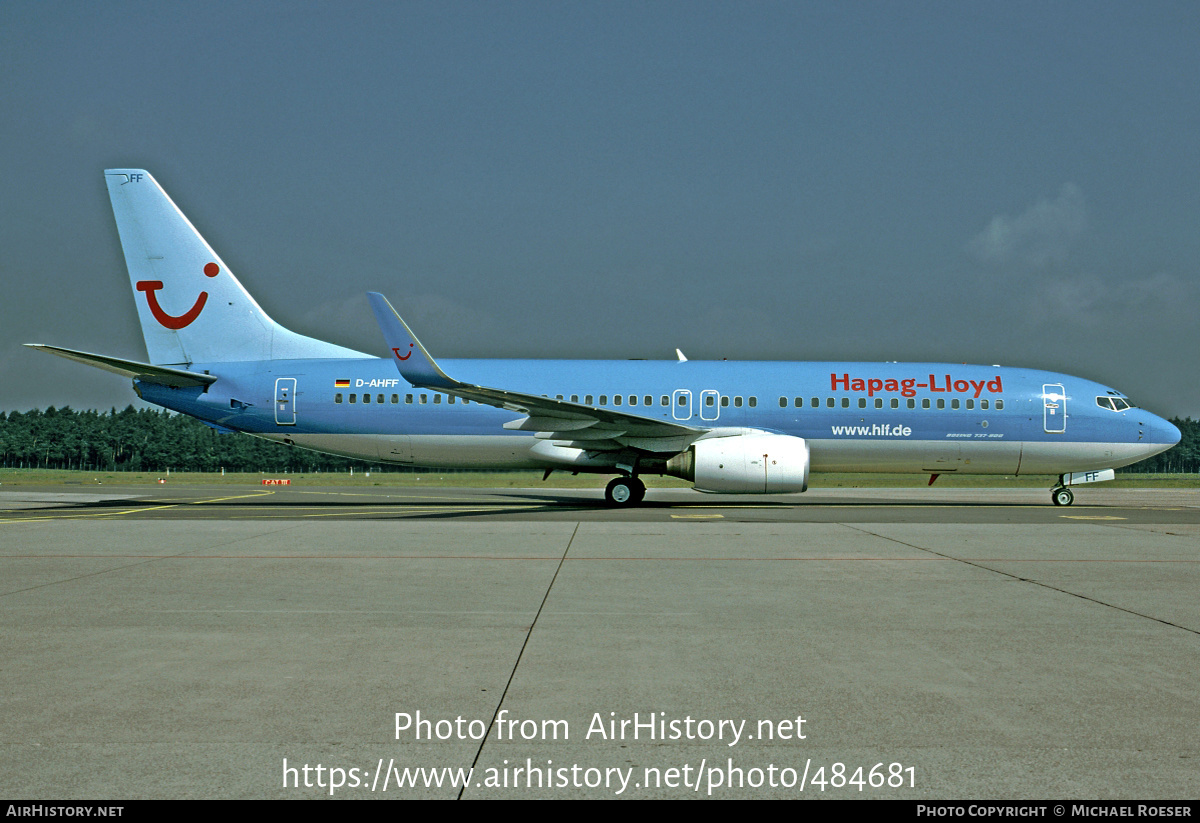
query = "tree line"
xmin=0 ymin=406 xmax=366 ymax=473
xmin=0 ymin=405 xmax=1197 ymax=474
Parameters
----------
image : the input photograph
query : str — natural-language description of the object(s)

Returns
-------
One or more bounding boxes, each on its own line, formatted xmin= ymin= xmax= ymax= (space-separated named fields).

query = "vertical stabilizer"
xmin=104 ymin=170 xmax=366 ymax=365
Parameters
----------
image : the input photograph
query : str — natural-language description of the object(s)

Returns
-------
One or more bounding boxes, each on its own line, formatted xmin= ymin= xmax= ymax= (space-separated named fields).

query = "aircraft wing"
xmin=367 ymin=293 xmax=704 ymax=453
xmin=24 ymin=344 xmax=218 ymax=388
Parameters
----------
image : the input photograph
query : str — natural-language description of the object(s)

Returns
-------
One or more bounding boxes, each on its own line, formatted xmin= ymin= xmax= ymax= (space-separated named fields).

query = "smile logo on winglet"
xmin=136 ymin=262 xmax=220 ymax=330
xmin=392 ymin=345 xmax=414 ymax=361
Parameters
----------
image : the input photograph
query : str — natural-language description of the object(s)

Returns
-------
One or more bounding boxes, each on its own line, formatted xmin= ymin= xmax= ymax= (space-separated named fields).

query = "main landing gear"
xmin=605 ymin=476 xmax=646 ymax=507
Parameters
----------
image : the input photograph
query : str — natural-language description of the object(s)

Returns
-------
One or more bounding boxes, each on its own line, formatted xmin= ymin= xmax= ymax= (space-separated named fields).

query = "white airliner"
xmin=27 ymin=170 xmax=1180 ymax=506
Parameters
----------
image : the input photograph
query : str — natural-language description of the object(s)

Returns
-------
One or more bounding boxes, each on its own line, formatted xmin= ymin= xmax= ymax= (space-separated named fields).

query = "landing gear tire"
xmin=1051 ymin=487 xmax=1074 ymax=507
xmin=605 ymin=476 xmax=646 ymax=507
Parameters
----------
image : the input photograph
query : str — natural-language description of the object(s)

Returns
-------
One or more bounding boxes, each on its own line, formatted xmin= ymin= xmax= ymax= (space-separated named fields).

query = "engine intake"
xmin=666 ymin=433 xmax=810 ymax=493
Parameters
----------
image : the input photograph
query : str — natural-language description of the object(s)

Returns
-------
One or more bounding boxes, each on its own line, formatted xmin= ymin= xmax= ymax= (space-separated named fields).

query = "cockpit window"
xmin=1096 ymin=396 xmax=1132 ymax=412
xmin=1113 ymin=397 xmax=1130 ymax=411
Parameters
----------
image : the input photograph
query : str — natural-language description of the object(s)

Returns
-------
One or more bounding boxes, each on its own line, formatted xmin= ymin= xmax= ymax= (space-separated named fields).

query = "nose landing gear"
xmin=1051 ymin=485 xmax=1074 ymax=506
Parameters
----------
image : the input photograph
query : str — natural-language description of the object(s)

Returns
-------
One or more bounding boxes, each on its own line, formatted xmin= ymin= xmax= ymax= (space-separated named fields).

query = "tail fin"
xmin=104 ymin=170 xmax=367 ymax=365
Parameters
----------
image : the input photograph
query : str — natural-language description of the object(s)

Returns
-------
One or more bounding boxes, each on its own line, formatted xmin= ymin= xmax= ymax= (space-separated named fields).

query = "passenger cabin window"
xmin=980 ymin=399 xmax=988 ymax=410
xmin=779 ymin=397 xmax=787 ymax=408
xmin=921 ymin=399 xmax=930 ymax=409
xmin=335 ymin=393 xmax=343 ymax=403
xmin=734 ymin=397 xmax=743 ymax=408
xmin=600 ymin=395 xmax=608 ymax=405
xmin=406 ymin=394 xmax=413 ymax=404
xmin=349 ymin=394 xmax=357 ymax=404
xmin=891 ymin=399 xmax=899 ymax=409
xmin=875 ymin=398 xmax=884 ymax=409
xmin=644 ymin=396 xmax=652 ymax=406
xmin=362 ymin=394 xmax=370 ymax=404
xmin=951 ymin=399 xmax=959 ymax=410
xmin=996 ymin=400 xmax=1004 ymax=410
xmin=392 ymin=394 xmax=399 ymax=404
xmin=841 ymin=398 xmax=849 ymax=408
xmin=721 ymin=396 xmax=729 ymax=407
xmin=858 ymin=398 xmax=867 ymax=409
xmin=749 ymin=397 xmax=757 ymax=407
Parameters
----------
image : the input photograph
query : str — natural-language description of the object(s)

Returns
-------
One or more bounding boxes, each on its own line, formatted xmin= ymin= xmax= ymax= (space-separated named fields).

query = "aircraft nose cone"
xmin=1161 ymin=416 xmax=1181 ymax=447
xmin=1146 ymin=414 xmax=1180 ymax=448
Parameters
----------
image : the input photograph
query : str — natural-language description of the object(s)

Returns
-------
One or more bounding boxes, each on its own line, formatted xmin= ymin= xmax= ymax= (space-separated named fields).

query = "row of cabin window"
xmin=332 ymin=392 xmax=1002 ymax=411
xmin=334 ymin=393 xmax=472 ymax=405
xmin=779 ymin=396 xmax=1003 ymax=410
xmin=331 ymin=392 xmax=765 ymax=407
xmin=550 ymin=394 xmax=761 ymax=407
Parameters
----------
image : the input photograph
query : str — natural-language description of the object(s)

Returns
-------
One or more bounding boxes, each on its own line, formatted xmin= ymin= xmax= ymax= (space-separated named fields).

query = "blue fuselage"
xmin=135 ymin=358 xmax=1180 ymax=477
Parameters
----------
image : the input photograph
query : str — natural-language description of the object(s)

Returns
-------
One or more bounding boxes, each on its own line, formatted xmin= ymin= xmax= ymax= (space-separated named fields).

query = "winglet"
xmin=366 ymin=292 xmax=458 ymax=390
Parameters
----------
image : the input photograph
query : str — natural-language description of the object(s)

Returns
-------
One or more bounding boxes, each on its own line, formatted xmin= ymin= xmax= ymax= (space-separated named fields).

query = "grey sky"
xmin=2 ymin=1 xmax=1197 ymax=417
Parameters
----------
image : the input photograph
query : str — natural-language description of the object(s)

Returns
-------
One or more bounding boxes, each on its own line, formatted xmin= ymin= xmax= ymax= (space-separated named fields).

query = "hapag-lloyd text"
xmin=832 ymin=373 xmax=1004 ymax=398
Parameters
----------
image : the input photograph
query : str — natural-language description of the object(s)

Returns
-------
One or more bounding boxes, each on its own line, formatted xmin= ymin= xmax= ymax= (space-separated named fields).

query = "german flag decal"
xmin=334 ymin=379 xmax=350 ymax=388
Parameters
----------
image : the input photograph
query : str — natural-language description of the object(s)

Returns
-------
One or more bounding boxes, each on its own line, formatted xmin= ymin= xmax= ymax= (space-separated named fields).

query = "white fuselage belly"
xmin=259 ymin=432 xmax=1154 ymax=476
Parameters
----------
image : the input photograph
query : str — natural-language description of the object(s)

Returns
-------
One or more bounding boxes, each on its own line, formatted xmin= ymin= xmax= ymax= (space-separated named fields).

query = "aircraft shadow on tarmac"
xmin=4 ymin=490 xmax=1102 ymax=524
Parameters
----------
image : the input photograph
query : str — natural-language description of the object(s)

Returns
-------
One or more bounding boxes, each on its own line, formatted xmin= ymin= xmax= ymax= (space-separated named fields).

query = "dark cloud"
xmin=2 ymin=3 xmax=1198 ymax=417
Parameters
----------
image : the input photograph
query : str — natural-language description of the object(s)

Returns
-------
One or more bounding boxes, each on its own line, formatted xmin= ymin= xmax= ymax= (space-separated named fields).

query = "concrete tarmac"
xmin=2 ymin=487 xmax=1198 ymax=799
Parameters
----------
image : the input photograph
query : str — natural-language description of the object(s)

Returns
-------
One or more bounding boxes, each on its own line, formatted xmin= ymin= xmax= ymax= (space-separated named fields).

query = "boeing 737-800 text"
xmin=27 ymin=170 xmax=1180 ymax=506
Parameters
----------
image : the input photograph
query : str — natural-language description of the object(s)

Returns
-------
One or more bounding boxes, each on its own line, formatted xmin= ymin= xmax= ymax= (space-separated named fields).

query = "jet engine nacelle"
xmin=667 ymin=433 xmax=810 ymax=493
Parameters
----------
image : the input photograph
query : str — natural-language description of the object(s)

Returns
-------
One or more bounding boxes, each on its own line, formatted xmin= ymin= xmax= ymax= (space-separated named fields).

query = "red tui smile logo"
xmin=136 ymin=263 xmax=220 ymax=329
xmin=392 ymin=344 xmax=414 ymax=361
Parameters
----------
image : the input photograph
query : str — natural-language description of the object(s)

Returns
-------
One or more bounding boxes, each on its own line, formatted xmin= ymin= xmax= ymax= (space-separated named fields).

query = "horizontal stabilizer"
xmin=24 ymin=344 xmax=217 ymax=388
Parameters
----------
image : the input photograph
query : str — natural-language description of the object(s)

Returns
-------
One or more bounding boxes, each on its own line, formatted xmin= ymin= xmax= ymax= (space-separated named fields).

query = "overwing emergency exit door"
xmin=672 ymin=389 xmax=692 ymax=421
